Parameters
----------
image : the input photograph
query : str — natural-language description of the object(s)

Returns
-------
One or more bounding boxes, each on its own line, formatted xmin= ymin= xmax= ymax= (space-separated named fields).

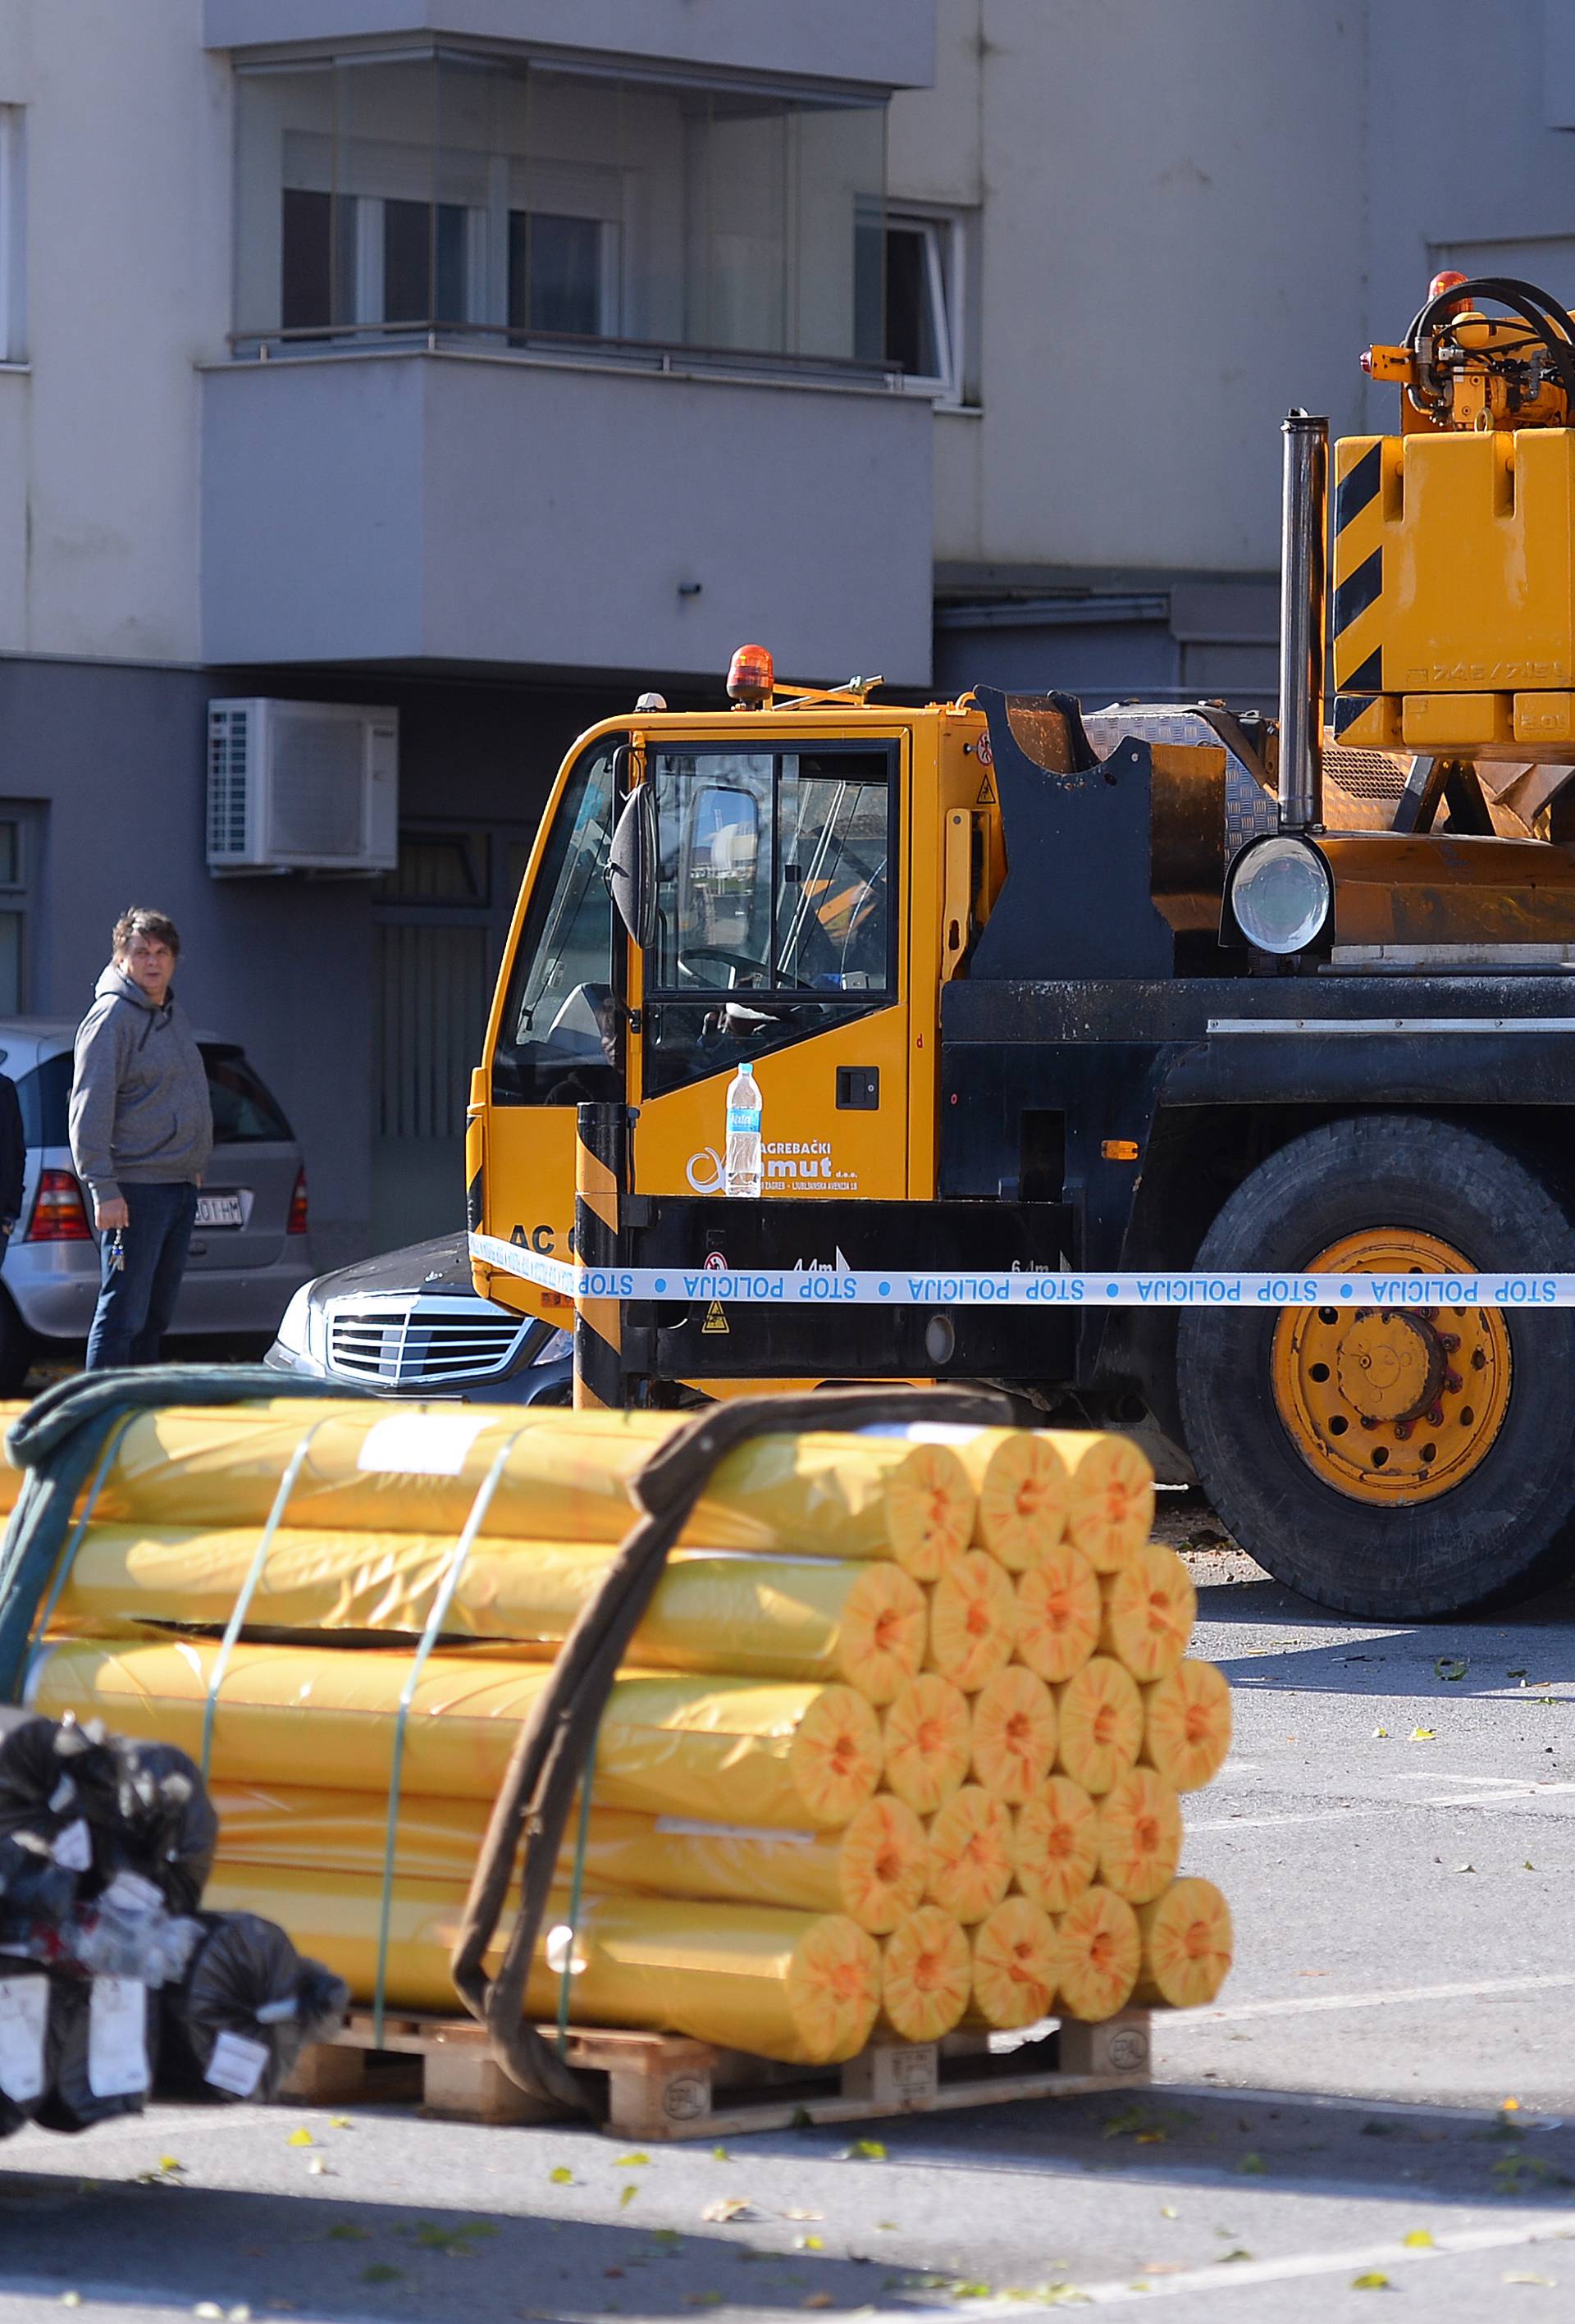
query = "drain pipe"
xmin=1277 ymin=410 xmax=1328 ymax=832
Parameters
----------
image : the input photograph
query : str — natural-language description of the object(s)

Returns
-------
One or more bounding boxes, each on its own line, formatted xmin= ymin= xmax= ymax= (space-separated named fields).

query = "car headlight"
xmin=1226 ymin=834 xmax=1332 ymax=956
xmin=273 ymin=1281 xmax=323 ymax=1365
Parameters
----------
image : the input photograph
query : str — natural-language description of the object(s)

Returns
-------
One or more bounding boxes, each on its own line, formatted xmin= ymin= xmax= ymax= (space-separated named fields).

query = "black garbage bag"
xmin=34 ymin=1970 xmax=152 ymax=2133
xmin=0 ymin=1831 xmax=79 ymax=1929
xmin=158 ymin=1911 xmax=349 ymax=2105
xmin=0 ymin=1959 xmax=53 ymax=2138
xmin=0 ymin=1713 xmax=119 ymax=1867
xmin=107 ymin=1739 xmax=217 ymax=1915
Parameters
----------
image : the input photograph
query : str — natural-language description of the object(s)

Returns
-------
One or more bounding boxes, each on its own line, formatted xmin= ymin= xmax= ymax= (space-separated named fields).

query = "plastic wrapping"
xmin=108 ymin=1739 xmax=217 ymax=1915
xmin=30 ymin=1641 xmax=884 ymax=1830
xmin=1013 ymin=1547 xmax=1101 ymax=1685
xmin=199 ymin=1863 xmax=881 ymax=2066
xmin=87 ymin=1403 xmax=975 ymax=1564
xmin=924 ymin=1552 xmax=1016 ymax=1693
xmin=211 ymin=1785 xmax=930 ymax=1937
xmin=1053 ymin=1884 xmax=1140 ymax=2022
xmin=1012 ymin=1778 xmax=1099 ymax=1915
xmin=910 ymin=1427 xmax=1072 ymax=1570
xmin=879 ymin=1905 xmax=971 ymax=2042
xmin=1035 ymin=1432 xmax=1154 ymax=1572
xmin=1098 ymin=1547 xmax=1197 ymax=1684
xmin=57 ymin=1531 xmax=926 ymax=1705
xmin=970 ymin=1667 xmax=1057 ymax=1805
xmin=1132 ymin=1877 xmax=1233 ymax=2009
xmin=881 ymin=1674 xmax=971 ymax=1816
xmin=969 ymin=1897 xmax=1061 ymax=2030
xmin=1140 ymin=1660 xmax=1232 ymax=1792
xmin=158 ymin=1909 xmax=349 ymax=2103
xmin=924 ymin=1788 xmax=1013 ymax=1925
xmin=1053 ymin=1657 xmax=1143 ymax=1797
xmin=0 ymin=1962 xmax=53 ymax=2135
xmin=1093 ymin=1768 xmax=1182 ymax=1906
xmin=35 ymin=1971 xmax=152 ymax=2132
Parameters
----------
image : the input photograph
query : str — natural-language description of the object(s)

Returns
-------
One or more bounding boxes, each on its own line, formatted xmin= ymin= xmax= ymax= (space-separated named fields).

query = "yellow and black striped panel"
xmin=573 ymin=1103 xmax=628 ymax=1411
xmin=1331 ymin=436 xmax=1390 ymax=696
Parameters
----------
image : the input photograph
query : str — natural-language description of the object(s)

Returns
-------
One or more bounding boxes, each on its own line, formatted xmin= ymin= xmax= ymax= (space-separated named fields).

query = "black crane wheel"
xmin=1176 ymin=1112 xmax=1575 ymax=1621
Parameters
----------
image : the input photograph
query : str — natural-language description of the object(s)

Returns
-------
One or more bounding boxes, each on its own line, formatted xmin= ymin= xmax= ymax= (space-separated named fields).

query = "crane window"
xmin=491 ymin=740 xmax=621 ymax=1107
xmin=643 ymin=742 xmax=896 ymax=1098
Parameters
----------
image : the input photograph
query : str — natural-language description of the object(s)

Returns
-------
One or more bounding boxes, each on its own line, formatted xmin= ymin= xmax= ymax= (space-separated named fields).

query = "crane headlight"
xmin=1226 ymin=833 xmax=1333 ymax=955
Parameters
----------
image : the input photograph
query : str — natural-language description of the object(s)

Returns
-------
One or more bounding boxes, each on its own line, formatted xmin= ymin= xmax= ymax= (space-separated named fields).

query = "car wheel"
xmin=1177 ymin=1112 xmax=1575 ymax=1620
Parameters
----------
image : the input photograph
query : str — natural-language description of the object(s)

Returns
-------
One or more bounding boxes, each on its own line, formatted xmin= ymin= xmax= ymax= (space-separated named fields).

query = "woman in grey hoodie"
xmin=69 ymin=908 xmax=213 ymax=1371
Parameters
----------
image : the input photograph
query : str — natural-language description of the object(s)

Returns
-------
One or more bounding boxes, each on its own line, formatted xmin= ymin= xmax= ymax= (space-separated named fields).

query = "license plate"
xmin=194 ymin=1193 xmax=244 ymax=1229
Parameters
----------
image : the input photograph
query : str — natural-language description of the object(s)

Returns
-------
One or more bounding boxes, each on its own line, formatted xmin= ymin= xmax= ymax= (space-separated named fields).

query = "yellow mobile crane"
xmin=468 ymin=276 xmax=1575 ymax=1623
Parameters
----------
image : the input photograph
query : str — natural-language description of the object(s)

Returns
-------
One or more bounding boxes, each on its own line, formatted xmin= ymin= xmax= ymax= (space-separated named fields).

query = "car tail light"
xmin=287 ymin=1167 xmax=308 ymax=1235
xmin=29 ymin=1168 xmax=92 ymax=1242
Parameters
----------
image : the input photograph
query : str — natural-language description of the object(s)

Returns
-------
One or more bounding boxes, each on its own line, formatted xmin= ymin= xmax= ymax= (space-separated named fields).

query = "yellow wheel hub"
xmin=1271 ymin=1229 xmax=1512 ymax=1504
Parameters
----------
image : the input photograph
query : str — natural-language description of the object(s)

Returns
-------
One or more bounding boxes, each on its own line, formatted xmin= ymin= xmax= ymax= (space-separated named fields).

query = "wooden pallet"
xmin=280 ymin=2007 xmax=1152 ymax=2140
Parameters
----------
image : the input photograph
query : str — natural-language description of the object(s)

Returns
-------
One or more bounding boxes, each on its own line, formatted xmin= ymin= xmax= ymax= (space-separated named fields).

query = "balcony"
xmin=200 ymin=349 xmax=934 ymax=681
xmin=204 ymin=43 xmax=934 ymax=683
xmin=203 ymin=3 xmax=936 ymax=97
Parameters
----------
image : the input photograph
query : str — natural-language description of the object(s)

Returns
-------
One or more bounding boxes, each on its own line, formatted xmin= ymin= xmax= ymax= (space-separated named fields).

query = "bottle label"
xmin=727 ymin=1107 xmax=760 ymax=1134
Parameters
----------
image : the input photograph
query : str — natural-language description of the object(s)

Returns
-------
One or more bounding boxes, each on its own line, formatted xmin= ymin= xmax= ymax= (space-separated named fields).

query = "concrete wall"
xmin=0 ymin=0 xmax=227 ymax=665
xmin=0 ymin=655 xmax=372 ymax=1270
xmin=203 ymin=353 xmax=936 ymax=683
xmin=890 ymin=0 xmax=1370 ymax=579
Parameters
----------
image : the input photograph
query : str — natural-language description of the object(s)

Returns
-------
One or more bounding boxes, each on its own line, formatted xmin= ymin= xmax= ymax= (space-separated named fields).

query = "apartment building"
xmin=0 ymin=2 xmax=1570 ymax=1265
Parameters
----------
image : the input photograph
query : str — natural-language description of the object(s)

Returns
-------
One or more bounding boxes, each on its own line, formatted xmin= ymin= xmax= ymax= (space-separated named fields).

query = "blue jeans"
xmin=84 ymin=1181 xmax=199 ymax=1371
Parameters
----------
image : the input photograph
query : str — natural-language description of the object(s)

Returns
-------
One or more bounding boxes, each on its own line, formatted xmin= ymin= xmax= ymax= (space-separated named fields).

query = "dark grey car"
xmin=265 ymin=1231 xmax=573 ymax=1400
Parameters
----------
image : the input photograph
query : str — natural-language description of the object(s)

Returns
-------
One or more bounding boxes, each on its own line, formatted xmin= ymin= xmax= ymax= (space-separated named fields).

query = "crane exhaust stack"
xmin=1278 ymin=411 xmax=1328 ymax=833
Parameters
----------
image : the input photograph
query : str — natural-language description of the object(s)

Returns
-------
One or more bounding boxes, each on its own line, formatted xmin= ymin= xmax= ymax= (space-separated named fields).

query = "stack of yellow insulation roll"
xmin=21 ymin=1399 xmax=1233 ymax=2066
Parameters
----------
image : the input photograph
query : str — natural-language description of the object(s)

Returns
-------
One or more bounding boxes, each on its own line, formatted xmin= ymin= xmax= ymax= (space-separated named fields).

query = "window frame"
xmin=0 ymin=801 xmax=44 ymax=1011
xmin=0 ymin=105 xmax=25 ymax=365
xmin=884 ymin=207 xmax=966 ymax=406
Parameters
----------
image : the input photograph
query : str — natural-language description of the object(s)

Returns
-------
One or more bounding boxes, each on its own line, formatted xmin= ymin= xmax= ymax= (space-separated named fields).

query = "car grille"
xmin=326 ymin=1297 xmax=530 ymax=1386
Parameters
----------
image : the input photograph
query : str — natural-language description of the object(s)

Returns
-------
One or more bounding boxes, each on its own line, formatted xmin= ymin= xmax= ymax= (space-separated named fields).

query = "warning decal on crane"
xmin=701 ymin=1301 xmax=730 ymax=1335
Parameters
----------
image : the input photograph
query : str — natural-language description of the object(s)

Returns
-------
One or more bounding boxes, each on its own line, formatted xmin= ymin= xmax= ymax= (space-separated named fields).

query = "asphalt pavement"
xmin=2 ymin=1511 xmax=1573 ymax=2324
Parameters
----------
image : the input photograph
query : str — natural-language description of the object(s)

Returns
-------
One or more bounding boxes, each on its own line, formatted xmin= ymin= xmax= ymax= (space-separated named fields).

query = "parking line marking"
xmin=1164 ymin=1969 xmax=1575 ymax=2024
xmin=847 ymin=2212 xmax=1575 ymax=2313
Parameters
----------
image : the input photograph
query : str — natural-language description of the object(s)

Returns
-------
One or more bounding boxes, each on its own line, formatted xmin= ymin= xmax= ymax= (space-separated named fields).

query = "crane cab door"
xmin=629 ymin=735 xmax=910 ymax=1210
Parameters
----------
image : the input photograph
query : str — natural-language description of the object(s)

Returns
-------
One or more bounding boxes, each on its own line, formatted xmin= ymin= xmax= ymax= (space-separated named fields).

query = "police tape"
xmin=467 ymin=1233 xmax=1575 ymax=1310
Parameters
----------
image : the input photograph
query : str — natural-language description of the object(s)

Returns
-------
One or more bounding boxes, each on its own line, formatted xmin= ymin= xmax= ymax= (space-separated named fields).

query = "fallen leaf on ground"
xmin=326 ymin=2224 xmax=368 ymax=2242
xmin=1409 ymin=1728 xmax=1436 ymax=1742
xmin=1402 ymin=2230 xmax=1435 ymax=2248
xmin=360 ymin=2268 xmax=402 ymax=2286
xmin=803 ymin=2298 xmax=834 ymax=2310
xmin=194 ymin=2307 xmax=225 ymax=2321
xmin=842 ymin=2139 xmax=888 ymax=2161
xmin=1435 ymin=1658 xmax=1468 ymax=1681
xmin=619 ymin=2185 xmax=638 ymax=2209
xmin=329 ymin=2116 xmax=352 ymax=2129
xmin=701 ymin=2198 xmax=759 ymax=2224
xmin=782 ymin=2210 xmax=824 ymax=2222
xmin=1372 ymin=1728 xmax=1388 ymax=1738
xmin=796 ymin=2235 xmax=826 ymax=2253
xmin=307 ymin=2158 xmax=329 ymax=2176
xmin=1504 ymin=2273 xmax=1555 ymax=2285
xmin=616 ymin=2152 xmax=650 ymax=2166
xmin=1235 ymin=2154 xmax=1267 ymax=2175
xmin=711 ymin=2144 xmax=731 ymax=2161
xmin=1454 ymin=1864 xmax=1477 ymax=1874
xmin=285 ymin=2129 xmax=313 ymax=2148
xmin=548 ymin=2166 xmax=574 ymax=2185
xmin=1351 ymin=2271 xmax=1390 ymax=2290
xmin=1160 ymin=2206 xmax=1178 ymax=2219
xmin=1217 ymin=2249 xmax=1253 ymax=2264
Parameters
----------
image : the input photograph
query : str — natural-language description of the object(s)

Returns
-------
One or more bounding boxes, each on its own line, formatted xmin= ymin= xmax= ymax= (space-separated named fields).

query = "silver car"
xmin=0 ymin=1018 xmax=314 ymax=1390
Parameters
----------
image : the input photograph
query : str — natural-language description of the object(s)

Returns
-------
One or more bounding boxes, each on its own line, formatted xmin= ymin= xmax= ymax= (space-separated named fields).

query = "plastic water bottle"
xmin=724 ymin=1060 xmax=763 ymax=1199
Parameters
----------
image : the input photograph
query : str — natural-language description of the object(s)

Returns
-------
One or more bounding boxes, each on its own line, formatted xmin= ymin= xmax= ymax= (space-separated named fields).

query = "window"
xmin=491 ymin=742 xmax=622 ymax=1107
xmin=0 ymin=806 xmax=43 ymax=1010
xmin=0 ymin=107 xmax=24 ymax=364
xmin=201 ymin=1046 xmax=294 ymax=1144
xmin=235 ymin=52 xmax=888 ymax=371
xmin=865 ymin=211 xmax=964 ymax=402
xmin=643 ymin=744 xmax=896 ymax=1098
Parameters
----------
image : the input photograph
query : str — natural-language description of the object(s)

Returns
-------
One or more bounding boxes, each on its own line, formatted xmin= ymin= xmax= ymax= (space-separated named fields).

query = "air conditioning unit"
xmin=207 ymin=699 xmax=399 ymax=875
